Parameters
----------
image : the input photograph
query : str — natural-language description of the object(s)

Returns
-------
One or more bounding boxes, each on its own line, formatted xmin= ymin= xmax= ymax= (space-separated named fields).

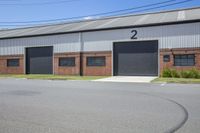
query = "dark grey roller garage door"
xmin=114 ymin=40 xmax=158 ymax=76
xmin=26 ymin=46 xmax=53 ymax=74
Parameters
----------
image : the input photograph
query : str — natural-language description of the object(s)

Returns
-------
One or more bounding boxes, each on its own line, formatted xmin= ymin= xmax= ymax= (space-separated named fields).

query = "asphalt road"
xmin=0 ymin=78 xmax=200 ymax=133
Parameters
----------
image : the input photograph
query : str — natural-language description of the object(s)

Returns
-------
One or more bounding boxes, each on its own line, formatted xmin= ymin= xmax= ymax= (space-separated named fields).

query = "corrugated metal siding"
xmin=0 ymin=33 xmax=80 ymax=55
xmin=0 ymin=22 xmax=199 ymax=55
xmin=82 ymin=22 xmax=200 ymax=51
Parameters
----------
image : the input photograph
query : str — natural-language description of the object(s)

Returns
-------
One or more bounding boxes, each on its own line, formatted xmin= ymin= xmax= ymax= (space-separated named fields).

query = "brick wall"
xmin=54 ymin=51 xmax=112 ymax=76
xmin=160 ymin=48 xmax=200 ymax=75
xmin=1 ymin=48 xmax=199 ymax=76
xmin=0 ymin=55 xmax=24 ymax=74
xmin=0 ymin=52 xmax=112 ymax=76
xmin=54 ymin=52 xmax=80 ymax=75
xmin=82 ymin=51 xmax=112 ymax=76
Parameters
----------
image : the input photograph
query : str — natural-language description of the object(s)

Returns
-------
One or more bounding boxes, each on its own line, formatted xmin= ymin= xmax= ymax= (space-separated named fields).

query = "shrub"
xmin=170 ymin=69 xmax=180 ymax=78
xmin=162 ymin=68 xmax=200 ymax=79
xmin=180 ymin=69 xmax=200 ymax=79
xmin=189 ymin=68 xmax=200 ymax=79
xmin=162 ymin=68 xmax=172 ymax=77
xmin=180 ymin=71 xmax=191 ymax=78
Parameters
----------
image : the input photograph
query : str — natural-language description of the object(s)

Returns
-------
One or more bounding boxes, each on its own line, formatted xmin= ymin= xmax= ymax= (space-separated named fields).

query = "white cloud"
xmin=83 ymin=16 xmax=93 ymax=20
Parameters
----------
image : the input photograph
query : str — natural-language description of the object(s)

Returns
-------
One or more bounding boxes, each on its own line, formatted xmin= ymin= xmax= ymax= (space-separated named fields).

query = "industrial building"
xmin=0 ymin=7 xmax=200 ymax=76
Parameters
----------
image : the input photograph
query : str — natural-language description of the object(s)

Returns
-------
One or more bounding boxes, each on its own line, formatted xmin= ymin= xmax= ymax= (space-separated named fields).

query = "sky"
xmin=0 ymin=0 xmax=200 ymax=28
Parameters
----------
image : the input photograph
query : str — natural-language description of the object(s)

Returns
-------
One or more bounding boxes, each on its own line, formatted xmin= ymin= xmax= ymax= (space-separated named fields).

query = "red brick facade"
xmin=0 ymin=48 xmax=200 ymax=76
xmin=160 ymin=48 xmax=200 ymax=74
xmin=0 ymin=55 xmax=24 ymax=74
xmin=54 ymin=51 xmax=112 ymax=76
xmin=82 ymin=51 xmax=112 ymax=76
xmin=54 ymin=52 xmax=80 ymax=75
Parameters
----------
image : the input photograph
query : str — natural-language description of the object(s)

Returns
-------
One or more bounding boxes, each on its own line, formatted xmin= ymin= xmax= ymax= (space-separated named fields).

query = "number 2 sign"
xmin=131 ymin=30 xmax=138 ymax=39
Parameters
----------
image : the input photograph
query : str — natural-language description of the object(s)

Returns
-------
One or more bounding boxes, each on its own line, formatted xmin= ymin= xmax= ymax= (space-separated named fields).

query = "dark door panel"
xmin=114 ymin=40 xmax=158 ymax=76
xmin=26 ymin=46 xmax=53 ymax=74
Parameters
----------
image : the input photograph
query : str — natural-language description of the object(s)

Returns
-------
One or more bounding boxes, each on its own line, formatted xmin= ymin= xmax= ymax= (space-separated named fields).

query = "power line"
xmin=0 ymin=0 xmax=80 ymax=6
xmin=0 ymin=0 xmax=195 ymax=27
xmin=113 ymin=0 xmax=194 ymax=16
xmin=0 ymin=0 xmax=180 ymax=24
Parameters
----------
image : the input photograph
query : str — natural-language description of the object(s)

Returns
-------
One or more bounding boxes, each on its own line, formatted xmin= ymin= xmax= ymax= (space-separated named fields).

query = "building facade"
xmin=0 ymin=7 xmax=200 ymax=76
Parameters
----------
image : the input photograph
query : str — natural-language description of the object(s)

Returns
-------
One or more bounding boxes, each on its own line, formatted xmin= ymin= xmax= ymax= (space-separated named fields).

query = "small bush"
xmin=180 ymin=71 xmax=191 ymax=78
xmin=162 ymin=68 xmax=172 ymax=77
xmin=162 ymin=68 xmax=200 ymax=79
xmin=189 ymin=68 xmax=200 ymax=78
xmin=171 ymin=69 xmax=180 ymax=78
xmin=180 ymin=69 xmax=200 ymax=79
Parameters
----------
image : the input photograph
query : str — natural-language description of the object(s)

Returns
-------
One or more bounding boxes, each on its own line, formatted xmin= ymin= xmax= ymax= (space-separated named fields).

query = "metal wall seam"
xmin=0 ymin=22 xmax=200 ymax=56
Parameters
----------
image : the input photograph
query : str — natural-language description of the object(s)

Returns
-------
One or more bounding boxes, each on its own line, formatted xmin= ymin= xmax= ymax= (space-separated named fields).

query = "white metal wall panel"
xmin=82 ymin=22 xmax=200 ymax=51
xmin=0 ymin=22 xmax=200 ymax=55
xmin=0 ymin=33 xmax=80 ymax=55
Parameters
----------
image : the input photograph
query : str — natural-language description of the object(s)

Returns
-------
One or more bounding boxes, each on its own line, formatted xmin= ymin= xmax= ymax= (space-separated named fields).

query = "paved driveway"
xmin=0 ymin=78 xmax=199 ymax=133
xmin=95 ymin=76 xmax=157 ymax=83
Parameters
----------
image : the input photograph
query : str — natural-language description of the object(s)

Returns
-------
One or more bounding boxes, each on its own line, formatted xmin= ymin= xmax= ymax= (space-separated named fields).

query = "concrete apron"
xmin=94 ymin=76 xmax=157 ymax=83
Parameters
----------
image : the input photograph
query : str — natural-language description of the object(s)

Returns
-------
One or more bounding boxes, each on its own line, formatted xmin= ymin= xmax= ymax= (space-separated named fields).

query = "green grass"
xmin=152 ymin=78 xmax=200 ymax=84
xmin=0 ymin=74 xmax=109 ymax=81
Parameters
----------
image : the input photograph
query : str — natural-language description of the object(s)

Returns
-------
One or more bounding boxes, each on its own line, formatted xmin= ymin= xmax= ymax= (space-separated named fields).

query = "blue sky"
xmin=0 ymin=0 xmax=200 ymax=28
